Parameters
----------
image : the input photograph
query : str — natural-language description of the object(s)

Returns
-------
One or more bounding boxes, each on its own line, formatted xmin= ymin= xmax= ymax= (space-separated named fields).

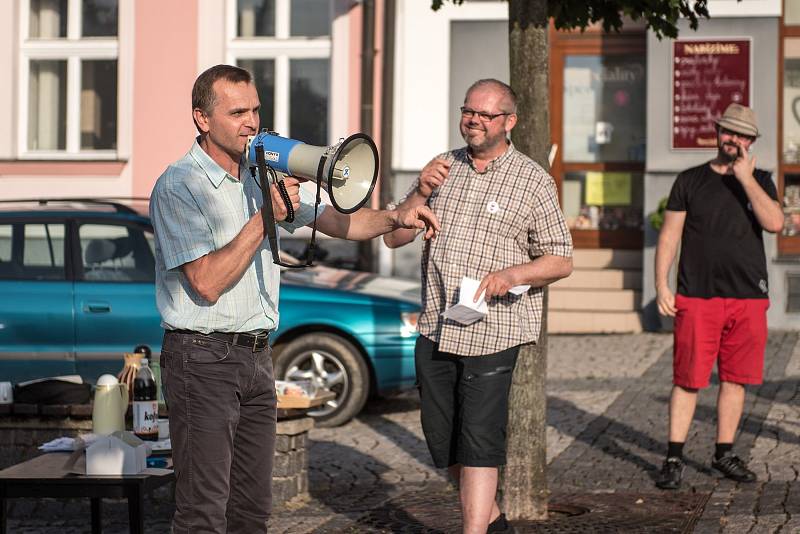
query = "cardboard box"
xmin=85 ymin=431 xmax=147 ymax=475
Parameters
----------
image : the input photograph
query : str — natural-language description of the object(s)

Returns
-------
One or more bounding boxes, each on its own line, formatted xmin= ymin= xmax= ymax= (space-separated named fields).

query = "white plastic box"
xmin=85 ymin=431 xmax=147 ymax=475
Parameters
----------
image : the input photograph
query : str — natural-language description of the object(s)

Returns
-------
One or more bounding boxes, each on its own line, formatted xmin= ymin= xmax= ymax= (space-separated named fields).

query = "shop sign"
xmin=671 ymin=39 xmax=751 ymax=150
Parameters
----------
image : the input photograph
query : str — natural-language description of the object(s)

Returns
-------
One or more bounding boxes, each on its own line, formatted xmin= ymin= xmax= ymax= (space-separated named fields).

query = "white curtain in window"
xmin=29 ymin=60 xmax=65 ymax=150
xmin=30 ymin=0 xmax=65 ymax=39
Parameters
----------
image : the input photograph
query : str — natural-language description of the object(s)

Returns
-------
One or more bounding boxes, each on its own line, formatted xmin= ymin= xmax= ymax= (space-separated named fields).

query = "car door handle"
xmin=83 ymin=301 xmax=111 ymax=313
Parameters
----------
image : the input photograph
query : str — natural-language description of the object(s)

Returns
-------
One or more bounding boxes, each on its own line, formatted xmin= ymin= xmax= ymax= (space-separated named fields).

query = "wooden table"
xmin=0 ymin=452 xmax=173 ymax=534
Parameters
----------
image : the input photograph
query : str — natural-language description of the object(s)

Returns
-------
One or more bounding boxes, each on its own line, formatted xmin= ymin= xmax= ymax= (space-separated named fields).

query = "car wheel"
xmin=273 ymin=333 xmax=369 ymax=427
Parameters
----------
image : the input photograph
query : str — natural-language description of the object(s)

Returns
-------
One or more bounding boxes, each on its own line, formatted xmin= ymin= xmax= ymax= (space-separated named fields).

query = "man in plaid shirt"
xmin=384 ymin=79 xmax=573 ymax=533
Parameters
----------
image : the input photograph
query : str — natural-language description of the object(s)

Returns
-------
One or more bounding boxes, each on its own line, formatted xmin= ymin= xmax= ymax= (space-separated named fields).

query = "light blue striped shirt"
xmin=150 ymin=139 xmax=325 ymax=333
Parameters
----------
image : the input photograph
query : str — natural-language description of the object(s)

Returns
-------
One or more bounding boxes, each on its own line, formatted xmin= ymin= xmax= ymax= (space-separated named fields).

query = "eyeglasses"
xmin=718 ymin=127 xmax=755 ymax=142
xmin=460 ymin=107 xmax=511 ymax=122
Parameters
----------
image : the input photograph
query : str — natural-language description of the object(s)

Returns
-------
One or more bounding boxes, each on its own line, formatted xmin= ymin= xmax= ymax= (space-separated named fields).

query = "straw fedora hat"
xmin=715 ymin=103 xmax=759 ymax=138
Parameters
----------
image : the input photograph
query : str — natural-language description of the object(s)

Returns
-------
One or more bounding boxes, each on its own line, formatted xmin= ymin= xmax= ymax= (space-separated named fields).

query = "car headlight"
xmin=400 ymin=311 xmax=419 ymax=338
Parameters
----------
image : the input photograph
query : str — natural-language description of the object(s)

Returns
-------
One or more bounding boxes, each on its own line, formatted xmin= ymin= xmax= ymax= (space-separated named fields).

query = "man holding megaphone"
xmin=149 ymin=64 xmax=438 ymax=534
xmin=385 ymin=79 xmax=573 ymax=533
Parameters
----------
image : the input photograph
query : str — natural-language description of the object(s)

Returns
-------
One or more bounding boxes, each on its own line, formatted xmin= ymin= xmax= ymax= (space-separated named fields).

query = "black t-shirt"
xmin=666 ymin=163 xmax=778 ymax=299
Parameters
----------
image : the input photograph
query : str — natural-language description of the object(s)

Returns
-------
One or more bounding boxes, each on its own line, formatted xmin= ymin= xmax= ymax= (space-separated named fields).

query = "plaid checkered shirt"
xmin=400 ymin=143 xmax=572 ymax=356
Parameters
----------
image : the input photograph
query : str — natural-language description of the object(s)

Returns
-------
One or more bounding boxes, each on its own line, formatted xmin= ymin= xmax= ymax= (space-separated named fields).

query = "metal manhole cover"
xmin=313 ymin=489 xmax=710 ymax=533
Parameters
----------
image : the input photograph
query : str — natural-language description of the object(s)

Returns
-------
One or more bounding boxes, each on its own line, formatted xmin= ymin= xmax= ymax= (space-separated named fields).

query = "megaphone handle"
xmin=275 ymin=180 xmax=295 ymax=224
xmin=253 ymin=150 xmax=284 ymax=266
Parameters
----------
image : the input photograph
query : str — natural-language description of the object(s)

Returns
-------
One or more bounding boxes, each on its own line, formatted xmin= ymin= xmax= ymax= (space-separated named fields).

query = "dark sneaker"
xmin=487 ymin=513 xmax=516 ymax=533
xmin=711 ymin=452 xmax=757 ymax=483
xmin=655 ymin=457 xmax=684 ymax=490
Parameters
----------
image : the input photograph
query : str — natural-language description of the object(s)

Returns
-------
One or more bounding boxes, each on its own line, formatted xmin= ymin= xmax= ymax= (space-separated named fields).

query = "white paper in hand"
xmin=509 ymin=284 xmax=531 ymax=295
xmin=441 ymin=277 xmax=488 ymax=325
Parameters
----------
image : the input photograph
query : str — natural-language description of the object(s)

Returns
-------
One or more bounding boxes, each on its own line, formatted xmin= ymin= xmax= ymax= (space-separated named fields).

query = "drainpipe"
xmin=357 ymin=0 xmax=376 ymax=272
xmin=377 ymin=0 xmax=395 ymax=276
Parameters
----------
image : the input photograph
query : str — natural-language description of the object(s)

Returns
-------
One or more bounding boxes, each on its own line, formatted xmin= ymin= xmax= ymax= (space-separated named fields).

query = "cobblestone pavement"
xmin=4 ymin=332 xmax=798 ymax=533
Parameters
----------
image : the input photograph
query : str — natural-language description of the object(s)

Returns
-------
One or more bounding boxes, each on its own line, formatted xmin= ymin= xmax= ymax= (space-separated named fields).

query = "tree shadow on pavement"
xmin=686 ymin=400 xmax=800 ymax=447
xmin=544 ymin=396 xmax=697 ymax=481
xmin=307 ymin=440 xmax=449 ymax=532
xmin=359 ymin=392 xmax=709 ymax=487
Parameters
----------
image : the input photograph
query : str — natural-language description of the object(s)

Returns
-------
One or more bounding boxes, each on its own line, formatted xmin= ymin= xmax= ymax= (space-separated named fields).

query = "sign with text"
xmin=672 ymin=39 xmax=751 ymax=149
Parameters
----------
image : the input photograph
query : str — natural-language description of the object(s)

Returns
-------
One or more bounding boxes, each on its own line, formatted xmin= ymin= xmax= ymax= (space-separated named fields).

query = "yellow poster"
xmin=585 ymin=172 xmax=632 ymax=206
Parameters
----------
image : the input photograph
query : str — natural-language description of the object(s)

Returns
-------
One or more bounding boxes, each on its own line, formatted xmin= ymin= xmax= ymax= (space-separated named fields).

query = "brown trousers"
xmin=160 ymin=330 xmax=277 ymax=534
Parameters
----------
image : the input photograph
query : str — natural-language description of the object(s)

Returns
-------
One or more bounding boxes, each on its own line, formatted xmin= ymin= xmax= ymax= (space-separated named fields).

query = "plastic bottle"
xmin=133 ymin=358 xmax=159 ymax=441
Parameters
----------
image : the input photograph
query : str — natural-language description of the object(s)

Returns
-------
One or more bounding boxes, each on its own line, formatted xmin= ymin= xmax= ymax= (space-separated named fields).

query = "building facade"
xmin=2 ymin=0 xmax=797 ymax=332
xmin=0 ymin=0 xmax=382 ymax=201
xmin=387 ymin=0 xmax=798 ymax=332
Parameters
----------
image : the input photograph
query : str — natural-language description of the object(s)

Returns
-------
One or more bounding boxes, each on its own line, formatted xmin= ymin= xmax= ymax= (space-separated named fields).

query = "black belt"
xmin=170 ymin=329 xmax=269 ymax=352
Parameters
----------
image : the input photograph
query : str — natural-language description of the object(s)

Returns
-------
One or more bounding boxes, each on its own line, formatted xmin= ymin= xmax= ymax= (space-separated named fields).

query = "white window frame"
xmin=226 ymin=0 xmax=332 ymax=142
xmin=18 ymin=0 xmax=120 ymax=160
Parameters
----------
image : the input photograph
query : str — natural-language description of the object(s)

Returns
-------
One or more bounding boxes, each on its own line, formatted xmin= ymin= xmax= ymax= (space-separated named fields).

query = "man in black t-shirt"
xmin=653 ymin=103 xmax=784 ymax=490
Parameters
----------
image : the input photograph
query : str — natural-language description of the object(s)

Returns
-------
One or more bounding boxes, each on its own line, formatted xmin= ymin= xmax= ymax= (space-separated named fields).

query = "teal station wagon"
xmin=0 ymin=199 xmax=420 ymax=426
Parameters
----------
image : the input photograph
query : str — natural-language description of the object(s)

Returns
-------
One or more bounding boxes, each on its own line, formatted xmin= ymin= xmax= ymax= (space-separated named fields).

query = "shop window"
xmin=563 ymin=55 xmax=646 ymax=163
xmin=562 ymin=171 xmax=643 ymax=231
xmin=21 ymin=0 xmax=119 ymax=157
xmin=231 ymin=0 xmax=331 ymax=142
xmin=783 ymin=174 xmax=800 ymax=238
xmin=783 ymin=39 xmax=800 ymax=163
xmin=781 ymin=31 xmax=800 ymax=255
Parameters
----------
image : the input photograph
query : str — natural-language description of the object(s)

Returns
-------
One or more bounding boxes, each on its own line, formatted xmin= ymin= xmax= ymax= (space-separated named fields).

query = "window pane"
xmin=787 ymin=0 xmax=800 ymax=25
xmin=562 ymin=172 xmax=643 ymax=231
xmin=28 ymin=60 xmax=67 ymax=151
xmin=79 ymin=224 xmax=156 ymax=282
xmin=783 ymin=39 xmax=800 ymax=163
xmin=82 ymin=0 xmax=118 ymax=37
xmin=238 ymin=0 xmax=275 ymax=37
xmin=0 ymin=225 xmax=11 ymax=263
xmin=29 ymin=0 xmax=67 ymax=38
xmin=783 ymin=174 xmax=800 ymax=237
xmin=290 ymin=0 xmax=330 ymax=37
xmin=238 ymin=59 xmax=275 ymax=132
xmin=290 ymin=59 xmax=329 ymax=145
xmin=81 ymin=60 xmax=118 ymax=149
xmin=0 ymin=223 xmax=68 ymax=281
xmin=563 ymin=55 xmax=646 ymax=163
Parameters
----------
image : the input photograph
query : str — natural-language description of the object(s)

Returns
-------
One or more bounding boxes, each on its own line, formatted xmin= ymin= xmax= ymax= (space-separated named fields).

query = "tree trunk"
xmin=500 ymin=0 xmax=550 ymax=521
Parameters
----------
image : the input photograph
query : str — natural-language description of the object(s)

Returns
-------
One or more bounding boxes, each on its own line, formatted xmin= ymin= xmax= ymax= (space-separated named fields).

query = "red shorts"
xmin=673 ymin=294 xmax=769 ymax=389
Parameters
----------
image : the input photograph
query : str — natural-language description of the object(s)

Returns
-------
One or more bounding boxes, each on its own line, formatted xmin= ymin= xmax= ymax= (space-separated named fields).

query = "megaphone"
xmin=246 ymin=131 xmax=378 ymax=214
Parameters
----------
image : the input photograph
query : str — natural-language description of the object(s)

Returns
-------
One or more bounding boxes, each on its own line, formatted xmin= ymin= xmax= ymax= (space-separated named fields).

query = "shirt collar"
xmin=465 ymin=141 xmax=516 ymax=173
xmin=189 ymin=137 xmax=241 ymax=188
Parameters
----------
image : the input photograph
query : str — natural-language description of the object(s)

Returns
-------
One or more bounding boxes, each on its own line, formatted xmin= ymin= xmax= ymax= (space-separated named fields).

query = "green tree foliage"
xmin=431 ymin=0 xmax=710 ymax=38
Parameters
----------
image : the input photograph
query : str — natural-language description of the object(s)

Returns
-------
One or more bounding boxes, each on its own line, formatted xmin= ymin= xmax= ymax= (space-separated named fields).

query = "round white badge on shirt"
xmin=487 ymin=201 xmax=500 ymax=214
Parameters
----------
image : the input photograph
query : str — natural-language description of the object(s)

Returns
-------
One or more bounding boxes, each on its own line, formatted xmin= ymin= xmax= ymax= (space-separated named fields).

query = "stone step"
xmin=553 ymin=268 xmax=643 ymax=290
xmin=572 ymin=249 xmax=642 ymax=269
xmin=548 ymin=310 xmax=644 ymax=333
xmin=549 ymin=288 xmax=642 ymax=311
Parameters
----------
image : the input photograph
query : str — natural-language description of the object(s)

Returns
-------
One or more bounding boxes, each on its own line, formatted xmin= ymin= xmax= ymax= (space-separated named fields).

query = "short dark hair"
xmin=465 ymin=79 xmax=517 ymax=114
xmin=191 ymin=64 xmax=253 ymax=130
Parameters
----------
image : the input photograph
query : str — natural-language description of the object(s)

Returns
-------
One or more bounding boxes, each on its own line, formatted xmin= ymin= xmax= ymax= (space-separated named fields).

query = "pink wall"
xmin=132 ymin=2 xmax=199 ymax=198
